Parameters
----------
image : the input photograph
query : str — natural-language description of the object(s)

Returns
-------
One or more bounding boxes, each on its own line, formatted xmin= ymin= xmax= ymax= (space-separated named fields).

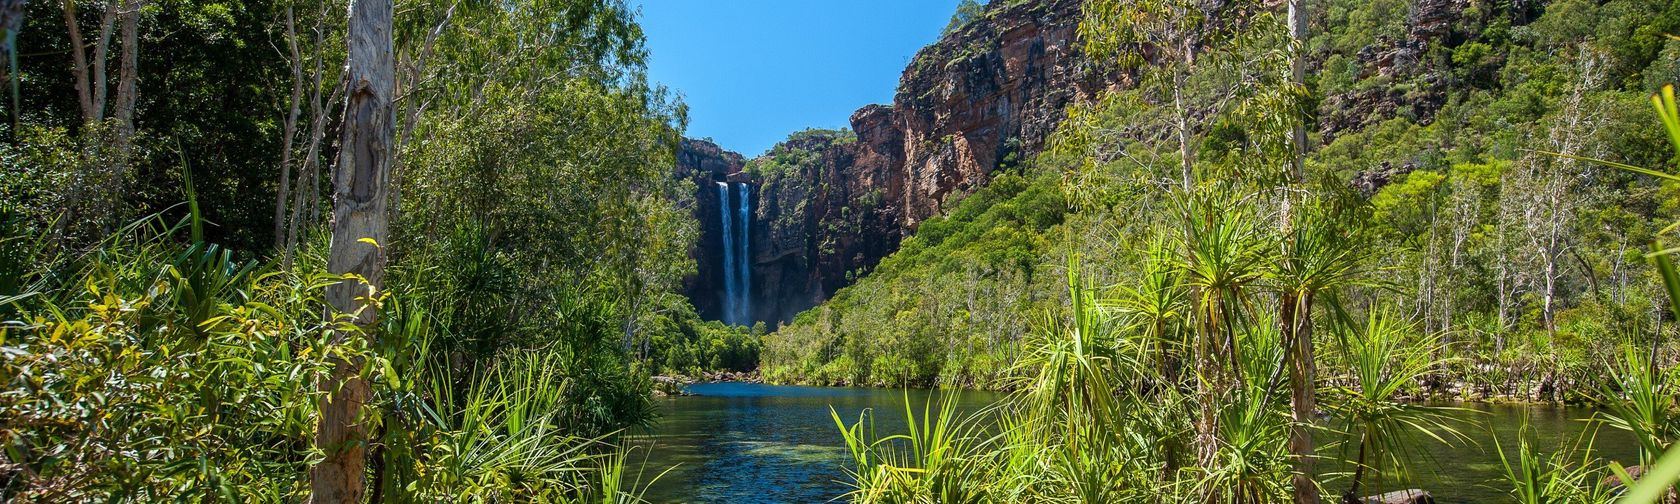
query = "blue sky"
xmin=636 ymin=0 xmax=964 ymax=157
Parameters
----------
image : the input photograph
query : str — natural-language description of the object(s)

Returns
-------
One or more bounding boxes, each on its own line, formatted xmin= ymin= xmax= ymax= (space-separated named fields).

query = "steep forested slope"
xmin=763 ymin=0 xmax=1680 ymax=392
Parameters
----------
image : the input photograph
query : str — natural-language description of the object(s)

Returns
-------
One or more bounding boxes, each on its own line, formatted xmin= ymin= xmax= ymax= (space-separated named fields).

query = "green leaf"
xmin=1620 ymin=443 xmax=1680 ymax=503
xmin=1649 ymin=243 xmax=1680 ymax=324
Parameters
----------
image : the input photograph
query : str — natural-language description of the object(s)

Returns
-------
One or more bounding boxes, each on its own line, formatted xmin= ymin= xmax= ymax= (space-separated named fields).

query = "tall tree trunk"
xmin=1287 ymin=293 xmax=1319 ymax=504
xmin=311 ymin=0 xmax=393 ymax=501
xmin=1287 ymin=0 xmax=1306 ymax=183
xmin=112 ymin=0 xmax=136 ymax=131
xmin=1285 ymin=1 xmax=1317 ymax=500
xmin=1173 ymin=77 xmax=1194 ymax=190
xmin=59 ymin=0 xmax=127 ymax=238
xmin=1174 ymin=40 xmax=1197 ymax=190
xmin=60 ymin=0 xmax=122 ymax=125
xmin=108 ymin=0 xmax=139 ymax=227
xmin=274 ymin=6 xmax=303 ymax=249
xmin=90 ymin=1 xmax=115 ymax=122
xmin=62 ymin=0 xmax=95 ymax=123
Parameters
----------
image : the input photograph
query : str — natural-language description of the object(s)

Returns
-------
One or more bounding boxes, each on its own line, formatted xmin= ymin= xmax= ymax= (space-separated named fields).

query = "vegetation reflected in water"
xmin=637 ymin=384 xmax=1637 ymax=503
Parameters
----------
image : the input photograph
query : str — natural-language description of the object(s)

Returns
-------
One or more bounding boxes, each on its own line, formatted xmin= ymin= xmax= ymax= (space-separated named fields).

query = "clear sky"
xmin=635 ymin=0 xmax=964 ymax=157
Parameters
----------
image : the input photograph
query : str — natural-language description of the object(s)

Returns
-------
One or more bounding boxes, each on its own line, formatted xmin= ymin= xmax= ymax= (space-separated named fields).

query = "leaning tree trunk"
xmin=310 ymin=0 xmax=393 ymax=501
xmin=273 ymin=5 xmax=302 ymax=249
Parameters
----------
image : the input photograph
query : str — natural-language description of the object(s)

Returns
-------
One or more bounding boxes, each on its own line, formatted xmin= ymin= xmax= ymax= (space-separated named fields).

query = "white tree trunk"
xmin=311 ymin=0 xmax=393 ymax=500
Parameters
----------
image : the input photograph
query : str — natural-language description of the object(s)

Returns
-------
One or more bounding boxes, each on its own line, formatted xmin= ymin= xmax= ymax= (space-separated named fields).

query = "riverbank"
xmin=651 ymin=370 xmax=764 ymax=396
xmin=640 ymin=383 xmax=1642 ymax=504
xmin=754 ymin=371 xmax=1611 ymax=407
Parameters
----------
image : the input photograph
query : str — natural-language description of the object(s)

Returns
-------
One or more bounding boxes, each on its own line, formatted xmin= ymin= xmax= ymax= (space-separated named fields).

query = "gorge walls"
xmin=681 ymin=0 xmax=1122 ymax=327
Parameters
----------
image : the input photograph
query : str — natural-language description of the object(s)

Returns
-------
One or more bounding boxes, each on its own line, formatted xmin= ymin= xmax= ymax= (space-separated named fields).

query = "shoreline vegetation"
xmin=4 ymin=0 xmax=1680 ymax=502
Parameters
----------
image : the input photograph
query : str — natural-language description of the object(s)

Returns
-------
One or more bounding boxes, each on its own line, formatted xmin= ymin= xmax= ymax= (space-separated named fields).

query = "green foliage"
xmin=1495 ymin=421 xmax=1614 ymax=503
xmin=791 ymin=0 xmax=1680 ymax=401
xmin=0 ymin=220 xmax=332 ymax=500
xmin=3 ymin=0 xmax=705 ymax=499
xmin=832 ymin=392 xmax=995 ymax=503
xmin=0 ymin=212 xmax=660 ymax=501
xmin=763 ymin=169 xmax=1066 ymax=388
xmin=746 ymin=128 xmax=854 ymax=178
xmin=643 ymin=305 xmax=761 ymax=375
xmin=942 ymin=0 xmax=985 ymax=36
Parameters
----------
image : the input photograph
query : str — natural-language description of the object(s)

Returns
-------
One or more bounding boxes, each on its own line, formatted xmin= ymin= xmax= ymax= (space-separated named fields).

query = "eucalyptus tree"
xmin=1079 ymin=0 xmax=1274 ymax=189
xmin=311 ymin=0 xmax=393 ymax=500
xmin=55 ymin=0 xmax=144 ymax=236
xmin=1515 ymin=51 xmax=1605 ymax=340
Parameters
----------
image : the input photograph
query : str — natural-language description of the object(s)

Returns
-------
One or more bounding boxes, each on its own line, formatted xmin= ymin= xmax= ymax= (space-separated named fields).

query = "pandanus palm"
xmin=1173 ymin=188 xmax=1269 ymax=462
xmin=1112 ymin=233 xmax=1189 ymax=392
xmin=1196 ymin=316 xmax=1293 ymax=504
xmin=1270 ymin=193 xmax=1372 ymax=502
xmin=1327 ymin=313 xmax=1465 ymax=502
xmin=1012 ymin=257 xmax=1135 ymax=445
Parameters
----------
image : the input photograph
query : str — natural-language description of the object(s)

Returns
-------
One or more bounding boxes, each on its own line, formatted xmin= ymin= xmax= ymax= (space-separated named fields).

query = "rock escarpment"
xmin=681 ymin=0 xmax=1119 ymax=326
xmin=674 ymin=138 xmax=746 ymax=322
xmin=1318 ymin=0 xmax=1471 ymax=141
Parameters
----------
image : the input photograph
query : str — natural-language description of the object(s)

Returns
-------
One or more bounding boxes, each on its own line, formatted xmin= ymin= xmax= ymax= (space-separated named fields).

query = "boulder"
xmin=1601 ymin=465 xmax=1678 ymax=498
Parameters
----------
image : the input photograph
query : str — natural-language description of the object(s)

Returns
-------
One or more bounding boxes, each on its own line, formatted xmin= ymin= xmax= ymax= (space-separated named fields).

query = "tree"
xmin=942 ymin=0 xmax=983 ymax=36
xmin=0 ymin=0 xmax=25 ymax=132
xmin=1274 ymin=195 xmax=1370 ymax=504
xmin=1080 ymin=0 xmax=1270 ymax=189
xmin=58 ymin=0 xmax=144 ymax=236
xmin=1516 ymin=51 xmax=1604 ymax=340
xmin=273 ymin=5 xmax=302 ymax=249
xmin=1282 ymin=0 xmax=1316 ymax=500
xmin=275 ymin=0 xmax=346 ymax=263
xmin=311 ymin=0 xmax=392 ymax=500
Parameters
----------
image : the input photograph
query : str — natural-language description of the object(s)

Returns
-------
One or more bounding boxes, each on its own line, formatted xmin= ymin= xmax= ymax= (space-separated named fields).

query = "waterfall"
xmin=716 ymin=182 xmax=737 ymax=325
xmin=735 ymin=182 xmax=752 ymax=324
xmin=716 ymin=181 xmax=752 ymax=326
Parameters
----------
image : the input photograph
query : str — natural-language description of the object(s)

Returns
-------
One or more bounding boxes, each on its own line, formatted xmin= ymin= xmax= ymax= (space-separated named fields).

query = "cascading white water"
xmin=735 ymin=182 xmax=752 ymax=324
xmin=716 ymin=182 xmax=738 ymax=325
xmin=716 ymin=181 xmax=752 ymax=326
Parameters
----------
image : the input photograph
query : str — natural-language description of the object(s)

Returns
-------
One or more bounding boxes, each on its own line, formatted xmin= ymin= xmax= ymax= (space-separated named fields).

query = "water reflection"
xmin=634 ymin=384 xmax=1637 ymax=503
xmin=634 ymin=383 xmax=999 ymax=503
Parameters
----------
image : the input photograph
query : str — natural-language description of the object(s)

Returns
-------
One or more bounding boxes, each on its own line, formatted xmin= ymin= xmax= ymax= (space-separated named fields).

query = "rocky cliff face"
xmin=682 ymin=0 xmax=1119 ymax=327
xmin=895 ymin=0 xmax=1114 ymax=227
xmin=675 ymin=138 xmax=745 ymax=322
xmin=1318 ymin=0 xmax=1469 ymax=141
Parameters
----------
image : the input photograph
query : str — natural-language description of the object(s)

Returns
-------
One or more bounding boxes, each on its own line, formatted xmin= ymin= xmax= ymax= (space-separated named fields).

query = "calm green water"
xmin=633 ymin=384 xmax=1637 ymax=503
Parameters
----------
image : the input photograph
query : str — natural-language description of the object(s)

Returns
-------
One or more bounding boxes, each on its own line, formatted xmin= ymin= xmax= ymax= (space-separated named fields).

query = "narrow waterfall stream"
xmin=735 ymin=182 xmax=752 ymax=324
xmin=717 ymin=181 xmax=752 ymax=325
